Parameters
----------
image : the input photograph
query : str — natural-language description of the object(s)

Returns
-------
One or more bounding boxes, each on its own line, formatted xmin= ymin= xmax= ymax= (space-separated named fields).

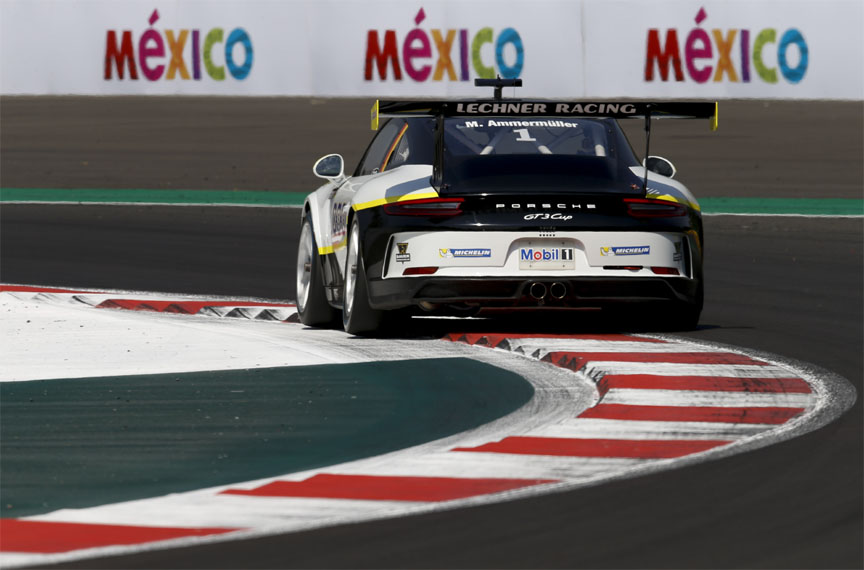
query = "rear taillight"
xmin=382 ymin=197 xmax=464 ymax=216
xmin=651 ymin=267 xmax=680 ymax=275
xmin=624 ymin=198 xmax=687 ymax=218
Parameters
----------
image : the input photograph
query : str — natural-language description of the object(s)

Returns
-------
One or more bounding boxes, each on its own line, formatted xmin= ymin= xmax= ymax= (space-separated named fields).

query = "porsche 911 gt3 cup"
xmin=297 ymin=79 xmax=718 ymax=335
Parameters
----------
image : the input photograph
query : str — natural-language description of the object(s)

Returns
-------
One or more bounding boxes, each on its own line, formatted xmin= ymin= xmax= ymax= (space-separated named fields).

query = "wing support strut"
xmin=643 ymin=104 xmax=653 ymax=195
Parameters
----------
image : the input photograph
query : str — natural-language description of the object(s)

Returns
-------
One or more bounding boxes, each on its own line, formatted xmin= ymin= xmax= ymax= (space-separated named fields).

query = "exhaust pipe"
xmin=529 ymin=282 xmax=547 ymax=300
xmin=549 ymin=282 xmax=567 ymax=300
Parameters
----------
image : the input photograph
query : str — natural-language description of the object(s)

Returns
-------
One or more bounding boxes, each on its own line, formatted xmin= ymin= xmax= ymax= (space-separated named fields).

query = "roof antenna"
xmin=474 ymin=76 xmax=523 ymax=100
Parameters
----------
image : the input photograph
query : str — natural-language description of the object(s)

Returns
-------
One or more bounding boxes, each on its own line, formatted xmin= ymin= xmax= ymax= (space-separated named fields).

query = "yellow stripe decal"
xmin=654 ymin=193 xmax=701 ymax=212
xmin=318 ymin=237 xmax=347 ymax=255
xmin=353 ymin=191 xmax=440 ymax=212
xmin=710 ymin=102 xmax=719 ymax=131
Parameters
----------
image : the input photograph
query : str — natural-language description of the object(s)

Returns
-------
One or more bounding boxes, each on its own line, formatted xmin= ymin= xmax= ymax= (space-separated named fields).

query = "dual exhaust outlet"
xmin=529 ymin=281 xmax=567 ymax=301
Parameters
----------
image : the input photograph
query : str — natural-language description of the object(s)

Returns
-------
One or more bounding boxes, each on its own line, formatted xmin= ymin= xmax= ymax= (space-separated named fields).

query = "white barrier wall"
xmin=1 ymin=0 xmax=861 ymax=99
xmin=583 ymin=0 xmax=863 ymax=100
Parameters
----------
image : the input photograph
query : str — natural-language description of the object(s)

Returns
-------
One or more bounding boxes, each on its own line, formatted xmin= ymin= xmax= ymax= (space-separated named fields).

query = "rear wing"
xmin=371 ymin=100 xmax=718 ymax=131
xmin=369 ymin=97 xmax=718 ymax=194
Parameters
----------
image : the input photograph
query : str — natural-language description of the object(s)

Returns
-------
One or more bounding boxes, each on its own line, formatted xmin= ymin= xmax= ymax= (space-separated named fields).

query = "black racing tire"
xmin=296 ymin=216 xmax=339 ymax=328
xmin=342 ymin=219 xmax=387 ymax=336
xmin=665 ymin=301 xmax=702 ymax=331
xmin=664 ymin=278 xmax=704 ymax=331
xmin=607 ymin=277 xmax=703 ymax=333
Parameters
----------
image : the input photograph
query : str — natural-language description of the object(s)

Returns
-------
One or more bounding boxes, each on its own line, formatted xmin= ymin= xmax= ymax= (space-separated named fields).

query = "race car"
xmin=296 ymin=80 xmax=718 ymax=335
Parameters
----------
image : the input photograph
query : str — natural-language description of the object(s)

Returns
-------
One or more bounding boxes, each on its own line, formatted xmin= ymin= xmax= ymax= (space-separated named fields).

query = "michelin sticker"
xmin=440 ymin=248 xmax=492 ymax=258
xmin=601 ymin=246 xmax=650 ymax=256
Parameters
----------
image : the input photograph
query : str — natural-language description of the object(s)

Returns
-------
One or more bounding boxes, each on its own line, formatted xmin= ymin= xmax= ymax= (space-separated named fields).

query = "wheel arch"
xmin=302 ymin=193 xmax=329 ymax=256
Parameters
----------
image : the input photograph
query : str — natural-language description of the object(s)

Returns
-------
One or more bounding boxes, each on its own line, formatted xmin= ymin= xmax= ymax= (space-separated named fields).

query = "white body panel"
xmin=351 ymin=165 xmax=436 ymax=211
xmin=302 ymin=181 xmax=335 ymax=252
xmin=324 ymin=165 xmax=439 ymax=270
xmin=306 ymin=162 xmax=439 ymax=276
xmin=383 ymin=231 xmax=688 ymax=279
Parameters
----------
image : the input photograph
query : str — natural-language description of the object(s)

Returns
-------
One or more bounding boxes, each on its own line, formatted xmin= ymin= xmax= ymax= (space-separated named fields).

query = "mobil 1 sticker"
xmin=519 ymin=243 xmax=575 ymax=270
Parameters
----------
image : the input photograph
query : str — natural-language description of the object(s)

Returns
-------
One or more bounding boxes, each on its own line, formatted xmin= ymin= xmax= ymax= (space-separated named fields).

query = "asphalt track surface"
xmin=1 ymin=98 xmax=862 ymax=568
xmin=2 ymin=97 xmax=861 ymax=199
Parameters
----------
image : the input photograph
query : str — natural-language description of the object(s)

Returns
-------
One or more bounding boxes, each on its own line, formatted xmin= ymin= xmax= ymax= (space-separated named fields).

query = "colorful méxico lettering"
xmin=365 ymin=7 xmax=524 ymax=82
xmin=645 ymin=7 xmax=808 ymax=84
xmin=105 ymin=9 xmax=253 ymax=81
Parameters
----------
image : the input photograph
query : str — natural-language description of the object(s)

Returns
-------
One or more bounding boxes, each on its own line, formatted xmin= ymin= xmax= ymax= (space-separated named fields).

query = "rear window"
xmin=438 ymin=116 xmax=642 ymax=194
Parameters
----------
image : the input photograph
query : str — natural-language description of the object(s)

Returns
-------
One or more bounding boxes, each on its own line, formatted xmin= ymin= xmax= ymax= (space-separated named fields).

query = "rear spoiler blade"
xmin=371 ymin=99 xmax=718 ymax=195
xmin=372 ymin=100 xmax=718 ymax=131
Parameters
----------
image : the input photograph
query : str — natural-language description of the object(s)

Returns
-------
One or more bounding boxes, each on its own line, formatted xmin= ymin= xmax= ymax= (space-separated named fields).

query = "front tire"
xmin=296 ymin=216 xmax=339 ymax=327
xmin=342 ymin=219 xmax=386 ymax=335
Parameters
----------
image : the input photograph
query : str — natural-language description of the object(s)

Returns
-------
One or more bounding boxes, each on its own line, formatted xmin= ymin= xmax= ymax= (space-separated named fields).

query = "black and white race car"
xmin=297 ymin=80 xmax=718 ymax=335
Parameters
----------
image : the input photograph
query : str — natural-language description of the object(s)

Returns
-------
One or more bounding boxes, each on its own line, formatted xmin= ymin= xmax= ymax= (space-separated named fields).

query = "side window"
xmin=384 ymin=126 xmax=411 ymax=170
xmin=385 ymin=118 xmax=435 ymax=170
xmin=354 ymin=120 xmax=405 ymax=176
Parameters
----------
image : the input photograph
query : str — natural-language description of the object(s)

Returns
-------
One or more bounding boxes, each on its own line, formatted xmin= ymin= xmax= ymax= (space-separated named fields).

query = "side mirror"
xmin=313 ymin=154 xmax=345 ymax=182
xmin=644 ymin=156 xmax=677 ymax=179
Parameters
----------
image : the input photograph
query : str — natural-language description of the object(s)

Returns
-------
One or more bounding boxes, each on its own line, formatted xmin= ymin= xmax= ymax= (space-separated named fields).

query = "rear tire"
xmin=342 ymin=219 xmax=387 ymax=336
xmin=666 ymin=302 xmax=702 ymax=331
xmin=296 ymin=216 xmax=339 ymax=328
xmin=665 ymin=278 xmax=703 ymax=331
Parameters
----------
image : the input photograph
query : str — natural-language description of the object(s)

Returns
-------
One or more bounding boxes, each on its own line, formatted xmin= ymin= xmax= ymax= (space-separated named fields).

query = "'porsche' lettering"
xmin=496 ymin=203 xmax=597 ymax=210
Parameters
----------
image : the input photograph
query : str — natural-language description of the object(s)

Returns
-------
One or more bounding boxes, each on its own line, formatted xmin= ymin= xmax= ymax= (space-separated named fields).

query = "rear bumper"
xmin=367 ymin=275 xmax=699 ymax=310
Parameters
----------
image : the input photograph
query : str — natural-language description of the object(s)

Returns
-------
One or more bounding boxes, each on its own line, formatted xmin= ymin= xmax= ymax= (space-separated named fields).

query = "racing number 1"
xmin=513 ymin=128 xmax=536 ymax=142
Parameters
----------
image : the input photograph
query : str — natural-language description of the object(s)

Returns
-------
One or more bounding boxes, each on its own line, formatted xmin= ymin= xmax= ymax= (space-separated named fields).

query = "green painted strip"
xmin=699 ymin=197 xmax=863 ymax=216
xmin=2 ymin=188 xmax=861 ymax=216
xmin=0 ymin=187 xmax=307 ymax=206
xmin=0 ymin=359 xmax=533 ymax=517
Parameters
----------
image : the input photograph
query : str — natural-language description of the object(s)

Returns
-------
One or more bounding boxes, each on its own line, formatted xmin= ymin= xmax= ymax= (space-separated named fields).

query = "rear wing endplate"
xmin=372 ymin=100 xmax=718 ymax=131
